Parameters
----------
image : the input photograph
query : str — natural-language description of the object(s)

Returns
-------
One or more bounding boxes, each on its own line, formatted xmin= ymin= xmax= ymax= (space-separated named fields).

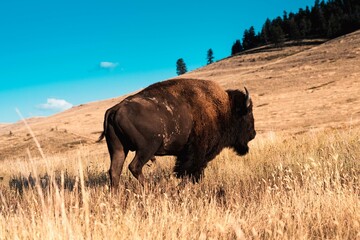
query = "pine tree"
xmin=176 ymin=58 xmax=187 ymax=75
xmin=289 ymin=17 xmax=301 ymax=40
xmin=207 ymin=49 xmax=214 ymax=65
xmin=231 ymin=40 xmax=243 ymax=55
xmin=242 ymin=26 xmax=258 ymax=50
xmin=298 ymin=16 xmax=312 ymax=37
xmin=270 ymin=25 xmax=285 ymax=47
xmin=327 ymin=13 xmax=342 ymax=37
xmin=282 ymin=11 xmax=290 ymax=36
xmin=260 ymin=19 xmax=272 ymax=44
xmin=310 ymin=1 xmax=327 ymax=36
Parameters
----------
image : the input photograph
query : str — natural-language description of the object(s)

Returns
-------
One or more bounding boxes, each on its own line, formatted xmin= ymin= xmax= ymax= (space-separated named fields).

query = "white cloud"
xmin=38 ymin=98 xmax=73 ymax=111
xmin=99 ymin=61 xmax=119 ymax=70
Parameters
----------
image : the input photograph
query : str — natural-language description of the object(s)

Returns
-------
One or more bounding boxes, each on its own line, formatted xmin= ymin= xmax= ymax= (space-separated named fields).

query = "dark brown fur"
xmin=98 ymin=78 xmax=256 ymax=188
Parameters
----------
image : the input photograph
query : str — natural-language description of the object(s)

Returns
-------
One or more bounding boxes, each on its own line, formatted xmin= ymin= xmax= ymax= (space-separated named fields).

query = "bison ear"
xmin=244 ymin=87 xmax=251 ymax=109
xmin=227 ymin=89 xmax=250 ymax=116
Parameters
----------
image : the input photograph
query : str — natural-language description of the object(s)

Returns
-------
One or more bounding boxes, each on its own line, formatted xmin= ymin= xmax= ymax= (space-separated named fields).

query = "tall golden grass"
xmin=0 ymin=129 xmax=359 ymax=239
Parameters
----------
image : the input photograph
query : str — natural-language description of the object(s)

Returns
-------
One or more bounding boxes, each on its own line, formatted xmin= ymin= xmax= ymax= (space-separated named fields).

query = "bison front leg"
xmin=174 ymin=151 xmax=207 ymax=184
xmin=190 ymin=168 xmax=205 ymax=183
xmin=174 ymin=162 xmax=205 ymax=184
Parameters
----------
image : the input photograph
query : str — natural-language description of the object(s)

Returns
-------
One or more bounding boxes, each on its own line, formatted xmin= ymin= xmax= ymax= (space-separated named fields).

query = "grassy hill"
xmin=0 ymin=31 xmax=359 ymax=239
xmin=182 ymin=31 xmax=360 ymax=134
xmin=1 ymin=30 xmax=359 ymax=160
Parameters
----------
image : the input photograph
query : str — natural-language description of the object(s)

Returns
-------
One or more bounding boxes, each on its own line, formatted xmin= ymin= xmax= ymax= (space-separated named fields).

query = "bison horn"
xmin=244 ymin=87 xmax=251 ymax=108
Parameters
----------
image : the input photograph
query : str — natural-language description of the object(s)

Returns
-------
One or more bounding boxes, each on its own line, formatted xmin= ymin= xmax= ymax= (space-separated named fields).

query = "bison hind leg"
xmin=105 ymin=127 xmax=129 ymax=190
xmin=128 ymin=149 xmax=160 ymax=186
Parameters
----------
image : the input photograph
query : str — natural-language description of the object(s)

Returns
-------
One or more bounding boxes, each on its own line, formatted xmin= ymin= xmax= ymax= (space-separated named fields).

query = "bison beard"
xmin=234 ymin=144 xmax=249 ymax=156
xmin=98 ymin=78 xmax=256 ymax=188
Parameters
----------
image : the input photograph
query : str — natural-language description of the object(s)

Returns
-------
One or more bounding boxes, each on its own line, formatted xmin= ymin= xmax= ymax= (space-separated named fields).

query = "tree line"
xmin=232 ymin=0 xmax=360 ymax=55
xmin=177 ymin=0 xmax=360 ymax=75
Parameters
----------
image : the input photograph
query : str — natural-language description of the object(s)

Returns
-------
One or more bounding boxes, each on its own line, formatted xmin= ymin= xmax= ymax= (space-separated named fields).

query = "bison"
xmin=98 ymin=78 xmax=256 ymax=188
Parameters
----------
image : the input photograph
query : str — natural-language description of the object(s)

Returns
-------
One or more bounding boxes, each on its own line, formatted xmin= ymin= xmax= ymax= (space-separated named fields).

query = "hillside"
xmin=1 ymin=30 xmax=360 ymax=161
xmin=183 ymin=31 xmax=360 ymax=134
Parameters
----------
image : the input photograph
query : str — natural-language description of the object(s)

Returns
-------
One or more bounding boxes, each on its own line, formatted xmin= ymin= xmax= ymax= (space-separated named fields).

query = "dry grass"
xmin=0 ymin=128 xmax=359 ymax=239
xmin=1 ymin=30 xmax=360 ymax=239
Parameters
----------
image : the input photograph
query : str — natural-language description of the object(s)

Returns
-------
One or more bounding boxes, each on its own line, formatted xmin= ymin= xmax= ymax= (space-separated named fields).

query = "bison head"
xmin=227 ymin=88 xmax=256 ymax=155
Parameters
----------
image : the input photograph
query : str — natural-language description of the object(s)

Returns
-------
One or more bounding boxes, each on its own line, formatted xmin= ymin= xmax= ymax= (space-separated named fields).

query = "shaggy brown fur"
xmin=98 ymin=78 xmax=256 ymax=188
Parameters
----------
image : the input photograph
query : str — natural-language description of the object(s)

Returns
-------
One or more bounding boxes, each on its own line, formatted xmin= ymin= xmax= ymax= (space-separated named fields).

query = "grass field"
xmin=1 ymin=128 xmax=359 ymax=239
xmin=1 ymin=30 xmax=359 ymax=239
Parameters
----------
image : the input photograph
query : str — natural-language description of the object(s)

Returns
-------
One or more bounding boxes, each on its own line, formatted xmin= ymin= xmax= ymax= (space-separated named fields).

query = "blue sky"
xmin=0 ymin=0 xmax=315 ymax=123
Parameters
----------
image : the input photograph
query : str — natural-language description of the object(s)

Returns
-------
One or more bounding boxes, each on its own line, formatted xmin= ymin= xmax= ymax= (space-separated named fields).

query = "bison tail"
xmin=96 ymin=108 xmax=112 ymax=143
xmin=96 ymin=131 xmax=106 ymax=143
